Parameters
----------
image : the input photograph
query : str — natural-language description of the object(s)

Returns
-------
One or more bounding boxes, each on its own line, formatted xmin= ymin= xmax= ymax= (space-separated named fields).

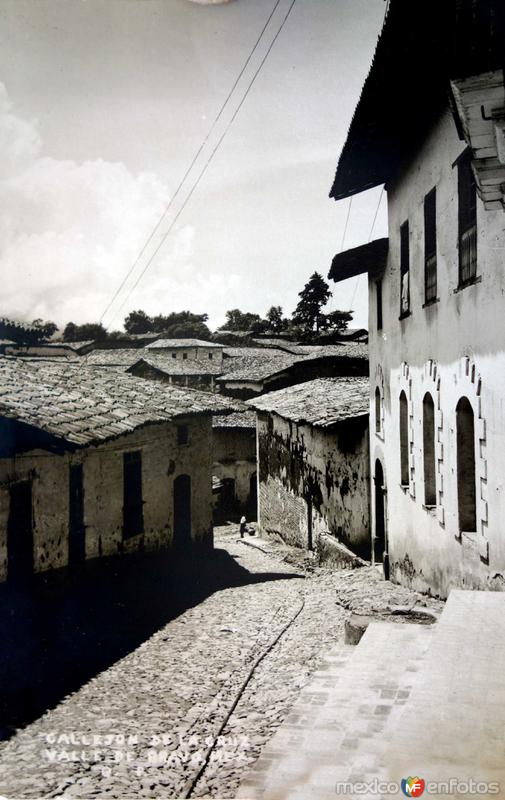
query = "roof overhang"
xmin=329 ymin=0 xmax=505 ymax=202
xmin=329 ymin=238 xmax=389 ymax=284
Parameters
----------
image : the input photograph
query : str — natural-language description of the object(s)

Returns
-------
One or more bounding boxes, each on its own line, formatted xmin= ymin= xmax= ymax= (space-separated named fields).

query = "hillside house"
xmin=0 ymin=360 xmax=236 ymax=585
xmin=127 ymin=353 xmax=222 ymax=392
xmin=329 ymin=0 xmax=505 ymax=595
xmin=217 ymin=345 xmax=368 ymax=400
xmin=248 ymin=378 xmax=370 ymax=559
xmin=145 ymin=339 xmax=224 ymax=366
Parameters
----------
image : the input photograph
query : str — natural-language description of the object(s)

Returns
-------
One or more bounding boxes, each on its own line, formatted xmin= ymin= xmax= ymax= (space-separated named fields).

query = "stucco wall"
xmin=369 ymin=109 xmax=505 ymax=597
xmin=0 ymin=415 xmax=213 ymax=583
xmin=257 ymin=411 xmax=370 ymax=558
xmin=150 ymin=346 xmax=223 ymax=365
xmin=212 ymin=427 xmax=257 ymax=509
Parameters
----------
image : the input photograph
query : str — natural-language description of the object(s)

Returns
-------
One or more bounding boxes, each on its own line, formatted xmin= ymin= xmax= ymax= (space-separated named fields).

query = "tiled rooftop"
xmin=247 ymin=377 xmax=370 ymax=427
xmin=0 ymin=359 xmax=239 ymax=448
xmin=83 ymin=349 xmax=147 ymax=367
xmin=218 ymin=343 xmax=368 ymax=384
xmin=212 ymin=410 xmax=257 ymax=429
xmin=131 ymin=354 xmax=224 ymax=377
xmin=145 ymin=339 xmax=223 ymax=350
xmin=218 ymin=353 xmax=301 ymax=383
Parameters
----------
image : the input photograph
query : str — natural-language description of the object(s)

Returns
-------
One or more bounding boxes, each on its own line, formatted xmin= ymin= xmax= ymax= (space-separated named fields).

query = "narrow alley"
xmin=0 ymin=527 xmax=441 ymax=799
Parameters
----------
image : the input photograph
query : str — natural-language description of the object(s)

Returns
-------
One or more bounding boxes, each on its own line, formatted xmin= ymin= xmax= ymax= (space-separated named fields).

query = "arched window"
xmin=375 ymin=387 xmax=381 ymax=434
xmin=456 ymin=397 xmax=476 ymax=532
xmin=423 ymin=393 xmax=436 ymax=506
xmin=399 ymin=391 xmax=409 ymax=486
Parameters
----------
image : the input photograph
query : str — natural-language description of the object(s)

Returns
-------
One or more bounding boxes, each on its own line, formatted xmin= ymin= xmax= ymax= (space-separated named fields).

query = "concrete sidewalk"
xmin=237 ymin=622 xmax=433 ymax=800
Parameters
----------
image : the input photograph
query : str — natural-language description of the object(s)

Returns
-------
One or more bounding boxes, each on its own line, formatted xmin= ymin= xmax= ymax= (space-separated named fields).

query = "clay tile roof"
xmin=218 ymin=344 xmax=367 ymax=383
xmin=329 ymin=238 xmax=389 ymax=283
xmin=212 ymin=410 xmax=257 ymax=429
xmin=84 ymin=349 xmax=146 ymax=367
xmin=131 ymin=354 xmax=224 ymax=377
xmin=246 ymin=377 xmax=370 ymax=427
xmin=145 ymin=339 xmax=223 ymax=350
xmin=0 ymin=359 xmax=240 ymax=448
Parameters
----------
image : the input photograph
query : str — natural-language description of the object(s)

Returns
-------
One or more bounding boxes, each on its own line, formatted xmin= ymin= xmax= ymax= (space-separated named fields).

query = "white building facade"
xmin=329 ymin=0 xmax=505 ymax=596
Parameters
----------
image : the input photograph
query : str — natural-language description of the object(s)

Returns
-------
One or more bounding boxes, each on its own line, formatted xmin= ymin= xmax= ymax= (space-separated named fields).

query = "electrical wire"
xmin=106 ymin=0 xmax=298 ymax=331
xmin=349 ymin=185 xmax=385 ymax=310
xmin=99 ymin=0 xmax=284 ymax=327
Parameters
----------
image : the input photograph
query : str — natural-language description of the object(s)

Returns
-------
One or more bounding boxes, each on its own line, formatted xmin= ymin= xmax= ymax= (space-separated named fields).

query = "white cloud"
xmin=0 ymin=82 xmax=198 ymax=329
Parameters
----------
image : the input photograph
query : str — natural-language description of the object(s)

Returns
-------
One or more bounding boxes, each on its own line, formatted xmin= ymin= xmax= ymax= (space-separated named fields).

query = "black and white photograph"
xmin=0 ymin=0 xmax=504 ymax=798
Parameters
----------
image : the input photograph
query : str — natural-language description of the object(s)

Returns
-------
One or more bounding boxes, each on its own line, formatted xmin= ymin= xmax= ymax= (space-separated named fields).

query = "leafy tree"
xmin=31 ymin=318 xmax=58 ymax=340
xmin=266 ymin=306 xmax=286 ymax=333
xmin=292 ymin=272 xmax=332 ymax=334
xmin=124 ymin=309 xmax=153 ymax=335
xmin=218 ymin=309 xmax=263 ymax=332
xmin=321 ymin=309 xmax=354 ymax=332
xmin=0 ymin=317 xmax=57 ymax=345
xmin=63 ymin=322 xmax=107 ymax=342
xmin=62 ymin=322 xmax=77 ymax=342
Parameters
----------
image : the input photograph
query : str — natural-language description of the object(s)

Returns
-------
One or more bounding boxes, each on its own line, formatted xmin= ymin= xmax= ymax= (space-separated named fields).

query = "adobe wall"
xmin=212 ymin=427 xmax=257 ymax=511
xmin=370 ymin=110 xmax=505 ymax=596
xmin=0 ymin=415 xmax=213 ymax=582
xmin=257 ymin=411 xmax=370 ymax=558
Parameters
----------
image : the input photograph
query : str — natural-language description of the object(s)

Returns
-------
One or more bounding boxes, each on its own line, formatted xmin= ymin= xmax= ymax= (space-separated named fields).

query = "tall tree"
xmin=63 ymin=322 xmax=107 ymax=342
xmin=218 ymin=309 xmax=263 ymax=332
xmin=266 ymin=306 xmax=286 ymax=333
xmin=292 ymin=272 xmax=332 ymax=333
xmin=124 ymin=309 xmax=153 ymax=335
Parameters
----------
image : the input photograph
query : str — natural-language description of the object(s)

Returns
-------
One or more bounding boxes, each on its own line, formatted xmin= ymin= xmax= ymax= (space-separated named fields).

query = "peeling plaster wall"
xmin=370 ymin=110 xmax=505 ymax=597
xmin=257 ymin=411 xmax=370 ymax=558
xmin=212 ymin=427 xmax=257 ymax=509
xmin=0 ymin=416 xmax=213 ymax=583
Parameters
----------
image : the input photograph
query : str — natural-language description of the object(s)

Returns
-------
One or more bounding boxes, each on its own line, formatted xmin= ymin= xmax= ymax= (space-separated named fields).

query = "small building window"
xmin=177 ymin=424 xmax=189 ymax=445
xmin=456 ymin=397 xmax=476 ymax=532
xmin=172 ymin=353 xmax=177 ymax=359
xmin=423 ymin=393 xmax=436 ymax=506
xmin=458 ymin=154 xmax=477 ymax=286
xmin=123 ymin=451 xmax=143 ymax=539
xmin=400 ymin=220 xmax=410 ymax=316
xmin=375 ymin=387 xmax=382 ymax=434
xmin=183 ymin=353 xmax=188 ymax=360
xmin=424 ymin=188 xmax=437 ymax=303
xmin=376 ymin=279 xmax=383 ymax=330
xmin=399 ymin=390 xmax=409 ymax=486
xmin=208 ymin=353 xmax=213 ymax=360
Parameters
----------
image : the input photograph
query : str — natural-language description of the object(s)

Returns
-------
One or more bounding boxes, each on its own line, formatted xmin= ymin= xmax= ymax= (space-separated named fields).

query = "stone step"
xmin=236 ymin=621 xmax=433 ymax=799
xmin=376 ymin=589 xmax=505 ymax=797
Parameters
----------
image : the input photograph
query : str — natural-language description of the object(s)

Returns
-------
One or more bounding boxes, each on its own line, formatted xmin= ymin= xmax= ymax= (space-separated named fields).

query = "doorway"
xmin=69 ymin=464 xmax=85 ymax=567
xmin=7 ymin=480 xmax=33 ymax=584
xmin=374 ymin=459 xmax=388 ymax=578
xmin=173 ymin=474 xmax=191 ymax=549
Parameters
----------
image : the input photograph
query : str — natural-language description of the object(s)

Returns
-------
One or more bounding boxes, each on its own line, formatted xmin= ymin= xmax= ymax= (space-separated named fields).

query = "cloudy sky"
xmin=0 ymin=0 xmax=387 ymax=332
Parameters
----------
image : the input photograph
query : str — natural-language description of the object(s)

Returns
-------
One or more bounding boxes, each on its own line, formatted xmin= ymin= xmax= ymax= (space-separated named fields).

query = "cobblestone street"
xmin=0 ymin=527 xmax=441 ymax=799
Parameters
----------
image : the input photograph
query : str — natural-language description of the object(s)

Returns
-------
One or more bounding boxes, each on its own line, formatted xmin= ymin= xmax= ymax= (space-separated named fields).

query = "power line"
xmin=349 ymin=185 xmax=385 ymax=310
xmin=99 ymin=0 xmax=283 ymax=327
xmin=328 ymin=194 xmax=353 ymax=313
xmin=107 ymin=0 xmax=298 ymax=330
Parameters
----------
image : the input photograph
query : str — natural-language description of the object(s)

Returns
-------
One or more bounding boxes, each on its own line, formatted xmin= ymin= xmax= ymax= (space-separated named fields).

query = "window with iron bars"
xmin=424 ymin=188 xmax=437 ymax=304
xmin=400 ymin=220 xmax=410 ymax=316
xmin=458 ymin=154 xmax=477 ymax=286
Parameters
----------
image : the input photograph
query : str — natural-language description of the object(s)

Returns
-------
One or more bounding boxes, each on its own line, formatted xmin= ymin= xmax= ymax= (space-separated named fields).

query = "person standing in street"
xmin=239 ymin=515 xmax=247 ymax=538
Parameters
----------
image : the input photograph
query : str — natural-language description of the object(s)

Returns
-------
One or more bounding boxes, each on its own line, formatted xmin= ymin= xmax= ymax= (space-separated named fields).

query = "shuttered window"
xmin=424 ymin=188 xmax=437 ymax=303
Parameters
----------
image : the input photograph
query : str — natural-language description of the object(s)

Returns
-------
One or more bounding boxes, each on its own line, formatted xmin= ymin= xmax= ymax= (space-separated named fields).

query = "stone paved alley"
xmin=0 ymin=527 xmax=442 ymax=799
